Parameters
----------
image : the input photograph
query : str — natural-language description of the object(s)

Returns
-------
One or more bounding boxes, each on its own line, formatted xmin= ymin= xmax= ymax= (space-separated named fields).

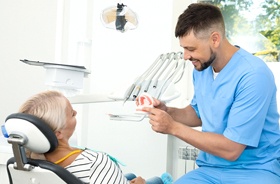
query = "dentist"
xmin=141 ymin=3 xmax=280 ymax=184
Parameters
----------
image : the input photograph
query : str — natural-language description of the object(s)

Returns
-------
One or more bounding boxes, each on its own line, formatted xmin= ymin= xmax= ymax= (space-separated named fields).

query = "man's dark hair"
xmin=175 ymin=3 xmax=225 ymax=38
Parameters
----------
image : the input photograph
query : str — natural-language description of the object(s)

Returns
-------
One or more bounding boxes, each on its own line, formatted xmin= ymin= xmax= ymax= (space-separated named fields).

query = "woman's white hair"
xmin=18 ymin=90 xmax=67 ymax=159
xmin=18 ymin=90 xmax=67 ymax=132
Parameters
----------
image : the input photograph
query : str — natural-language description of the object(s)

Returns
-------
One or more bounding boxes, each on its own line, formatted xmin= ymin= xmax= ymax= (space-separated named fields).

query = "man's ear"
xmin=210 ymin=31 xmax=221 ymax=48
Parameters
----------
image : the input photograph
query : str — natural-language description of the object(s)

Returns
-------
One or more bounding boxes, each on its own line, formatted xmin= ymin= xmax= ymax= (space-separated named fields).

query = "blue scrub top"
xmin=191 ymin=48 xmax=280 ymax=173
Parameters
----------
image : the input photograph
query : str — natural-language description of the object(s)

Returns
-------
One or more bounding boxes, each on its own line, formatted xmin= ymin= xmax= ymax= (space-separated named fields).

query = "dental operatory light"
xmin=101 ymin=3 xmax=138 ymax=33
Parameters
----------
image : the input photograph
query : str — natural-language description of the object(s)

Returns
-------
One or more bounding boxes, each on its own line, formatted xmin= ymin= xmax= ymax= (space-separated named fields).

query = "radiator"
xmin=178 ymin=146 xmax=199 ymax=173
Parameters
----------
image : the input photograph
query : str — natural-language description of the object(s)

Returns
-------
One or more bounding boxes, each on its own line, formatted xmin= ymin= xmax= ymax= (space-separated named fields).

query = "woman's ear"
xmin=55 ymin=130 xmax=63 ymax=140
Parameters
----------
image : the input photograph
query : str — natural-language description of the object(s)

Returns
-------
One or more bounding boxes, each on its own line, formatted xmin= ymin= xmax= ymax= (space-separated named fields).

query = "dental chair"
xmin=1 ymin=113 xmax=84 ymax=184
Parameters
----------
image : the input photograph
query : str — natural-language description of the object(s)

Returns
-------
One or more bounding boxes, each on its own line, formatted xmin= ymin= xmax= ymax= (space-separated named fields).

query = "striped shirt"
xmin=65 ymin=149 xmax=129 ymax=184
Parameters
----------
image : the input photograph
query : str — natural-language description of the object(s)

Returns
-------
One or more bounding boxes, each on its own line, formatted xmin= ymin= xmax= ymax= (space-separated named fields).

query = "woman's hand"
xmin=130 ymin=176 xmax=146 ymax=184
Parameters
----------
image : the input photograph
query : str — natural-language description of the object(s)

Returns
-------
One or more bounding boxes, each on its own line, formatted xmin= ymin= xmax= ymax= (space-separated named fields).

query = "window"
xmin=198 ymin=0 xmax=280 ymax=62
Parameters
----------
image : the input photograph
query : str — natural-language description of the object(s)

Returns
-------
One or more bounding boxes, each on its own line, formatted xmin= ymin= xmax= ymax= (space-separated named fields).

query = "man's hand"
xmin=142 ymin=106 xmax=178 ymax=135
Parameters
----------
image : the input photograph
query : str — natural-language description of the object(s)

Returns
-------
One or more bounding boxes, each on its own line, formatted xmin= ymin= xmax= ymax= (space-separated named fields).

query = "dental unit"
xmin=20 ymin=52 xmax=187 ymax=122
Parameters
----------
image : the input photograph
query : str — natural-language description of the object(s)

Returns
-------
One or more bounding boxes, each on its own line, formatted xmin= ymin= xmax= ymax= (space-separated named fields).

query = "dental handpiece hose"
xmin=142 ymin=53 xmax=168 ymax=92
xmin=123 ymin=83 xmax=136 ymax=104
xmin=152 ymin=52 xmax=176 ymax=89
xmin=131 ymin=54 xmax=164 ymax=99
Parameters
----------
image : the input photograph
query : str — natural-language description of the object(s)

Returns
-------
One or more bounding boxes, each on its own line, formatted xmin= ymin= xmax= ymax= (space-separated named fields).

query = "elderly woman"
xmin=18 ymin=90 xmax=168 ymax=184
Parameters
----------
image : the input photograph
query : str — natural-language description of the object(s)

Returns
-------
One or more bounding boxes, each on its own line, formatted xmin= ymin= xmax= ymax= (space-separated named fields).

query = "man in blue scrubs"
xmin=141 ymin=3 xmax=280 ymax=183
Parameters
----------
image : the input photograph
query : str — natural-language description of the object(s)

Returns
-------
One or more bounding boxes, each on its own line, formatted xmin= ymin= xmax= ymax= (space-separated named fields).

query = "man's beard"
xmin=197 ymin=48 xmax=216 ymax=71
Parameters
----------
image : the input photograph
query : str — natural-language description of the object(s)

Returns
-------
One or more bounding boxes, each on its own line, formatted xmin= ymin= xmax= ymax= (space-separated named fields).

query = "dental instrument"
xmin=108 ymin=113 xmax=146 ymax=121
xmin=112 ymin=52 xmax=186 ymax=102
xmin=122 ymin=83 xmax=136 ymax=105
xmin=151 ymin=52 xmax=177 ymax=90
xmin=108 ymin=51 xmax=187 ymax=121
xmin=155 ymin=52 xmax=186 ymax=99
xmin=141 ymin=53 xmax=169 ymax=93
xmin=123 ymin=54 xmax=164 ymax=103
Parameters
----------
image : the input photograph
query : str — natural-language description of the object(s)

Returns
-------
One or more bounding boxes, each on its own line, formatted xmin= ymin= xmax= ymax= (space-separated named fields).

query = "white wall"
xmin=0 ymin=0 xmax=58 ymax=183
xmin=0 ymin=0 xmax=57 ymax=121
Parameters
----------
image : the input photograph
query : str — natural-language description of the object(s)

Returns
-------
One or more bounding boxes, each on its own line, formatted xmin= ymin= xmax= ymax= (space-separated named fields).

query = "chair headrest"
xmin=3 ymin=113 xmax=58 ymax=153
